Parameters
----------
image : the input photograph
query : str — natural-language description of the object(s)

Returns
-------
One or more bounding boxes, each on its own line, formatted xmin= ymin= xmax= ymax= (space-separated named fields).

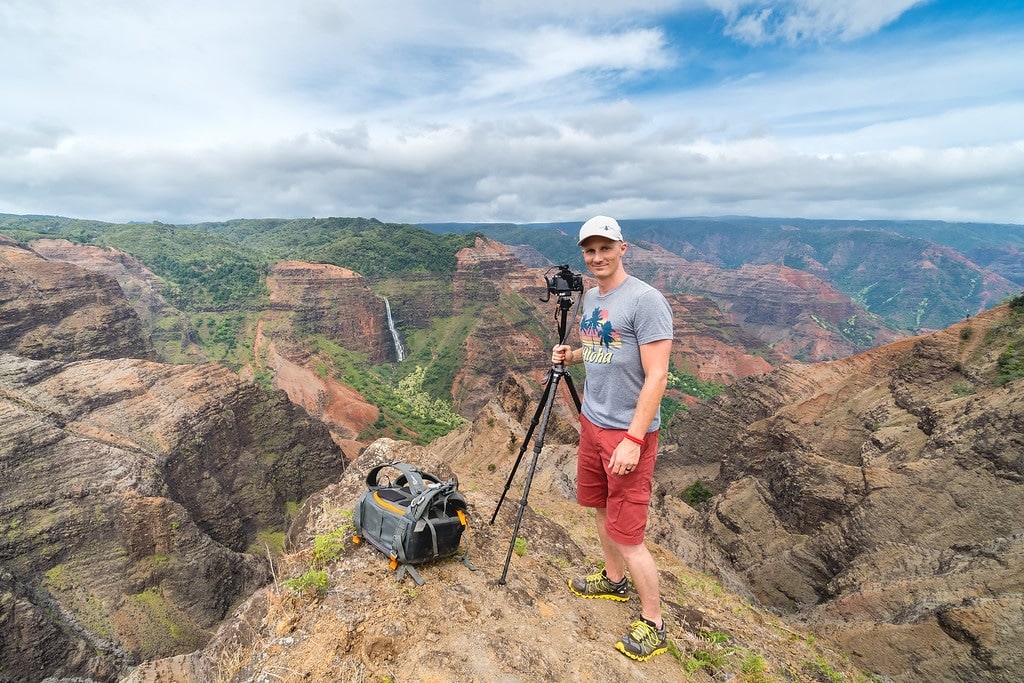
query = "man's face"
xmin=580 ymin=236 xmax=626 ymax=278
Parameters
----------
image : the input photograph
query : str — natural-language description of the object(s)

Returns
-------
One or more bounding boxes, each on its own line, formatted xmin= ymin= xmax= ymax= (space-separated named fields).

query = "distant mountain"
xmin=3 ymin=211 xmax=1021 ymax=429
xmin=420 ymin=217 xmax=1024 ymax=334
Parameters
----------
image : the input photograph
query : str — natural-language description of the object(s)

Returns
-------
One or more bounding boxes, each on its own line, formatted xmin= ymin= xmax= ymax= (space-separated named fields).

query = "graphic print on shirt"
xmin=580 ymin=306 xmax=619 ymax=364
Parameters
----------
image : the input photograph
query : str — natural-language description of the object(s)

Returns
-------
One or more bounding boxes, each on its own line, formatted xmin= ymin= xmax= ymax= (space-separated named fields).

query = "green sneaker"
xmin=568 ymin=570 xmax=629 ymax=602
xmin=615 ymin=618 xmax=668 ymax=661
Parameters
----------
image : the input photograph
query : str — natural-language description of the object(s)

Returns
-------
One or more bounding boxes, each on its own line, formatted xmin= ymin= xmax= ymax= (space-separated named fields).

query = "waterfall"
xmin=384 ymin=297 xmax=405 ymax=362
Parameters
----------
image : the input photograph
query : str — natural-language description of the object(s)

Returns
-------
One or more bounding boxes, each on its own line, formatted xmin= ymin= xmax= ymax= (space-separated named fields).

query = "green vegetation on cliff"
xmin=190 ymin=216 xmax=479 ymax=277
xmin=314 ymin=336 xmax=466 ymax=445
xmin=992 ymin=292 xmax=1024 ymax=386
xmin=1 ymin=214 xmax=479 ymax=439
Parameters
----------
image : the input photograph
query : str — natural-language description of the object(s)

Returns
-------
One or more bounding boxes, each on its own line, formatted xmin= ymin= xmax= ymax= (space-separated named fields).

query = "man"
xmin=551 ymin=215 xmax=673 ymax=661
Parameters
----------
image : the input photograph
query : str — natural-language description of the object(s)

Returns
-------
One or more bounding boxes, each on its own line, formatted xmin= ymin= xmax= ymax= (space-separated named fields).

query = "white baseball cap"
xmin=577 ymin=215 xmax=623 ymax=245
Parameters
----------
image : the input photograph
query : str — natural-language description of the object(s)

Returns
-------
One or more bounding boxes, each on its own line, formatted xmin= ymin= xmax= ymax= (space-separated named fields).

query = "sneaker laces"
xmin=628 ymin=619 xmax=664 ymax=647
xmin=587 ymin=571 xmax=624 ymax=591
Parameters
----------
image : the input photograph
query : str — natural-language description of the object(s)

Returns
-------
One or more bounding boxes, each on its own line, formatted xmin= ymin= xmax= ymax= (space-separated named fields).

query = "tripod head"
xmin=540 ymin=264 xmax=583 ymax=304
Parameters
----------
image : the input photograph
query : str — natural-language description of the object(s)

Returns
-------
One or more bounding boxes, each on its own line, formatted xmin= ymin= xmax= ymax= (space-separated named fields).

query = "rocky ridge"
xmin=125 ymin=377 xmax=870 ymax=683
xmin=0 ymin=236 xmax=151 ymax=362
xmin=0 ymin=237 xmax=347 ymax=682
xmin=658 ymin=303 xmax=1024 ymax=682
xmin=142 ymin=302 xmax=1020 ymax=683
xmin=625 ymin=244 xmax=901 ymax=362
xmin=249 ymin=261 xmax=393 ymax=450
xmin=28 ymin=238 xmax=207 ymax=364
xmin=0 ymin=352 xmax=346 ymax=681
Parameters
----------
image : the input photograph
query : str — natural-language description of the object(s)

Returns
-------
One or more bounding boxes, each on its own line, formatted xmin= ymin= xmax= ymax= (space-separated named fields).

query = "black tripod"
xmin=491 ymin=288 xmax=582 ymax=585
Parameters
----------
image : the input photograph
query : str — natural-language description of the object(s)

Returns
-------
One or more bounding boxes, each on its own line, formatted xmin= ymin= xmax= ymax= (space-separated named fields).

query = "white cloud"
xmin=708 ymin=0 xmax=928 ymax=44
xmin=0 ymin=0 xmax=1021 ymax=226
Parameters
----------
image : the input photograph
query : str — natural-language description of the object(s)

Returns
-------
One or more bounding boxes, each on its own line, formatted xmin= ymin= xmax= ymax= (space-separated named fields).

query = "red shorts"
xmin=576 ymin=413 xmax=659 ymax=545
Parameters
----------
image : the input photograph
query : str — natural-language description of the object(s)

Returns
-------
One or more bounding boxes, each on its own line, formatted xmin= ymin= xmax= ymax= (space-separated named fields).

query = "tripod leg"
xmin=498 ymin=367 xmax=564 ymax=585
xmin=490 ymin=369 xmax=553 ymax=524
xmin=563 ymin=372 xmax=582 ymax=414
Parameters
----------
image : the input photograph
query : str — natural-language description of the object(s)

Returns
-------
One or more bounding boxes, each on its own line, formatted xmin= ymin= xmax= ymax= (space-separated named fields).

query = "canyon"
xmin=1 ymin=225 xmax=1021 ymax=682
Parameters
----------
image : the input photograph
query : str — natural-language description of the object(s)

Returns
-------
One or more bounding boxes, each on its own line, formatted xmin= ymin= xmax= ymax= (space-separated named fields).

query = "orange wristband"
xmin=623 ymin=432 xmax=644 ymax=446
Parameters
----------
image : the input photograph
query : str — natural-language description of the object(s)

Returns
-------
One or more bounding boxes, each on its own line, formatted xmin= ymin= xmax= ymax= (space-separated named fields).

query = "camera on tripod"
xmin=493 ymin=263 xmax=584 ymax=585
xmin=542 ymin=264 xmax=583 ymax=301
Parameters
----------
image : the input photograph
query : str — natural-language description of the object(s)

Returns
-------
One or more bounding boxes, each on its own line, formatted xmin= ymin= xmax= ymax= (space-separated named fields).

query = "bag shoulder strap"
xmin=406 ymin=480 xmax=460 ymax=521
xmin=365 ymin=461 xmax=429 ymax=494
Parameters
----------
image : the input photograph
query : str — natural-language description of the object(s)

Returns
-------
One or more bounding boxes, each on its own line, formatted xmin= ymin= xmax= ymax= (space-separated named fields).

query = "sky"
xmin=2 ymin=0 xmax=1022 ymax=226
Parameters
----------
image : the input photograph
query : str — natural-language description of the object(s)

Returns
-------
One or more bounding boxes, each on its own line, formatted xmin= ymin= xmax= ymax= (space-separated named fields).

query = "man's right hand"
xmin=552 ymin=344 xmax=572 ymax=365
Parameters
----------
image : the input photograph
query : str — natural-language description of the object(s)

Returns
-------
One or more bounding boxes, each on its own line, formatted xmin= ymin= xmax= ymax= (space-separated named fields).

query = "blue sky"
xmin=1 ymin=0 xmax=1022 ymax=225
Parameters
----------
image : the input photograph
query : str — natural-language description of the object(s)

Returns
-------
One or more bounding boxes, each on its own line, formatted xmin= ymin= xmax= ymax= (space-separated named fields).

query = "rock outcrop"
xmin=248 ymin=261 xmax=394 ymax=448
xmin=626 ymin=244 xmax=902 ymax=361
xmin=660 ymin=303 xmax=1024 ymax=682
xmin=0 ymin=238 xmax=348 ymax=681
xmin=267 ymin=261 xmax=391 ymax=363
xmin=0 ymin=236 xmax=152 ymax=362
xmin=0 ymin=353 xmax=346 ymax=681
xmin=29 ymin=238 xmax=207 ymax=364
xmin=124 ymin=387 xmax=869 ymax=683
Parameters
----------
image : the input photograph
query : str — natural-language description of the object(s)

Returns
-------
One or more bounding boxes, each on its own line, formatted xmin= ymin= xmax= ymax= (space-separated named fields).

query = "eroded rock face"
xmin=627 ymin=244 xmax=901 ymax=361
xmin=268 ymin=261 xmax=391 ymax=363
xmin=0 ymin=235 xmax=152 ymax=361
xmin=660 ymin=305 xmax=1024 ymax=682
xmin=248 ymin=261 xmax=394 ymax=447
xmin=29 ymin=237 xmax=207 ymax=364
xmin=0 ymin=353 xmax=345 ymax=682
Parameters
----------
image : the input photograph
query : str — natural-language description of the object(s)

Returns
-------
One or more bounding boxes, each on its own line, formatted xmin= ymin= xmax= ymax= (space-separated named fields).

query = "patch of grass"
xmin=684 ymin=647 xmax=728 ymax=674
xmin=667 ymin=364 xmax=725 ymax=400
xmin=44 ymin=563 xmax=72 ymax=591
xmin=250 ymin=530 xmax=286 ymax=555
xmin=680 ymin=480 xmax=714 ymax=508
xmin=312 ymin=527 xmax=349 ymax=568
xmin=741 ymin=652 xmax=769 ymax=677
xmin=803 ymin=653 xmax=844 ymax=682
xmin=282 ymin=569 xmax=329 ymax=600
xmin=995 ymin=341 xmax=1024 ymax=386
xmin=678 ymin=571 xmax=725 ymax=598
xmin=281 ymin=519 xmax=354 ymax=601
xmin=951 ymin=380 xmax=974 ymax=397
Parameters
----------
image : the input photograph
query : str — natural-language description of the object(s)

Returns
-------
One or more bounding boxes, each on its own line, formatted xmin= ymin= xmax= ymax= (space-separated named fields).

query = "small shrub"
xmin=282 ymin=569 xmax=328 ymax=600
xmin=960 ymin=326 xmax=974 ymax=341
xmin=742 ymin=652 xmax=767 ymax=674
xmin=513 ymin=537 xmax=527 ymax=557
xmin=995 ymin=342 xmax=1024 ymax=386
xmin=681 ymin=481 xmax=714 ymax=508
xmin=701 ymin=630 xmax=731 ymax=646
xmin=685 ymin=649 xmax=726 ymax=674
xmin=312 ymin=528 xmax=348 ymax=568
xmin=951 ymin=380 xmax=974 ymax=396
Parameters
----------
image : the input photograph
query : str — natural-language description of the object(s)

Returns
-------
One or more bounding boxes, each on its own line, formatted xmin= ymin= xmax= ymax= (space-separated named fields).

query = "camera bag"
xmin=353 ymin=461 xmax=469 ymax=584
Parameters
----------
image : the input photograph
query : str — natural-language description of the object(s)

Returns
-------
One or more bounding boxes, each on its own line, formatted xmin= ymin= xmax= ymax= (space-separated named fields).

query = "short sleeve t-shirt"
xmin=578 ymin=275 xmax=673 ymax=431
